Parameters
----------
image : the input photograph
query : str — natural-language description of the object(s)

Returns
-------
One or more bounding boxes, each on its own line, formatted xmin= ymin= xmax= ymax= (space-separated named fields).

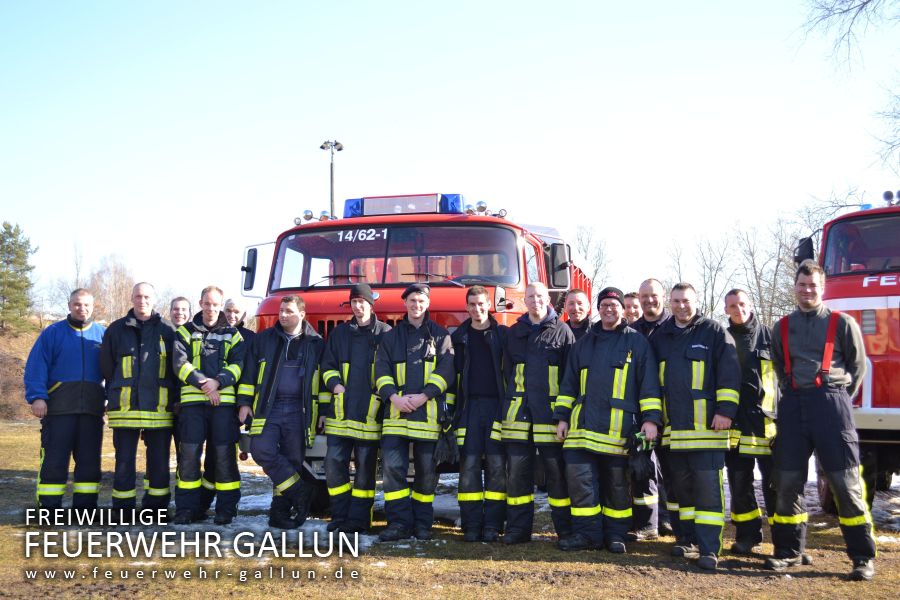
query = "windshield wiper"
xmin=400 ymin=272 xmax=464 ymax=287
xmin=450 ymin=275 xmax=509 ymax=287
xmin=307 ymin=274 xmax=364 ymax=288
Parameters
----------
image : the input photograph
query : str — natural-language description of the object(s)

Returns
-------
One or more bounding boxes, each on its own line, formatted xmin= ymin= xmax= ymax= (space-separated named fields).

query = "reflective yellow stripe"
xmin=548 ymin=365 xmax=559 ymax=397
xmin=458 ymin=492 xmax=484 ymax=502
xmin=556 ymin=395 xmax=575 ymax=410
xmin=238 ymin=383 xmax=255 ymax=396
xmin=571 ymin=504 xmax=602 ymax=517
xmin=396 ymin=363 xmax=406 ymax=389
xmin=48 ymin=382 xmax=62 ymax=394
xmin=72 ymin=482 xmax=100 ymax=493
xmin=633 ymin=494 xmax=659 ymax=506
xmin=693 ymin=398 xmax=706 ymax=430
xmin=376 ymin=375 xmax=394 ymax=394
xmin=548 ymin=496 xmax=570 ymax=508
xmin=384 ymin=488 xmax=410 ymax=501
xmin=773 ymin=512 xmax=808 ymax=524
xmin=201 ymin=478 xmax=215 ymax=490
xmin=716 ymin=388 xmax=739 ymax=404
xmin=37 ymin=484 xmax=66 ymax=495
xmin=215 ymin=481 xmax=240 ymax=491
xmin=691 ymin=360 xmax=704 ymax=389
xmin=514 ymin=363 xmax=525 ymax=392
xmin=427 ymin=372 xmax=448 ymax=394
xmin=612 ymin=360 xmax=629 ymax=399
xmin=731 ymin=508 xmax=762 ymax=522
xmin=679 ymin=506 xmax=696 ymax=520
xmin=122 ymin=356 xmax=132 ymax=379
xmin=224 ymin=363 xmax=242 ymax=381
xmin=608 ymin=408 xmax=623 ymax=439
xmin=695 ymin=510 xmax=725 ymax=526
xmin=484 ymin=491 xmax=507 ymax=501
xmin=352 ymin=488 xmax=376 ymax=499
xmin=329 ymin=482 xmax=352 ymax=496
xmin=178 ymin=363 xmax=194 ymax=382
xmin=158 ymin=337 xmax=167 ymax=379
xmin=157 ymin=386 xmax=168 ymax=413
xmin=335 ymin=392 xmax=345 ymax=421
xmin=145 ymin=486 xmax=170 ymax=496
xmin=579 ymin=367 xmax=588 ymax=396
xmin=839 ymin=514 xmax=872 ymax=526
xmin=639 ymin=397 xmax=662 ymax=413
xmin=322 ymin=370 xmax=342 ymax=385
xmin=658 ymin=360 xmax=666 ymax=387
xmin=666 ymin=502 xmax=680 ymax=512
xmin=120 ymin=386 xmax=132 ymax=412
xmin=411 ymin=491 xmax=434 ymax=503
xmin=506 ymin=494 xmax=534 ymax=506
xmin=602 ymin=506 xmax=633 ymax=519
xmin=274 ymin=473 xmax=300 ymax=493
xmin=112 ymin=489 xmax=137 ymax=499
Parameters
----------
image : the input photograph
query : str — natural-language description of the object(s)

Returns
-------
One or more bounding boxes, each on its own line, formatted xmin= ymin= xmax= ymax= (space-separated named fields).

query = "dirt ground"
xmin=1 ymin=421 xmax=898 ymax=599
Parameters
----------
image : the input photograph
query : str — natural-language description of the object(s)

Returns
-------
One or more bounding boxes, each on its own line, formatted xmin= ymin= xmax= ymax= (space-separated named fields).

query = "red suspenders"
xmin=780 ymin=311 xmax=841 ymax=389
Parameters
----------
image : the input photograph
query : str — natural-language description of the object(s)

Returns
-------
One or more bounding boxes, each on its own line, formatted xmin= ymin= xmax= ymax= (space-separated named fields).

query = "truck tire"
xmin=875 ymin=469 xmax=893 ymax=492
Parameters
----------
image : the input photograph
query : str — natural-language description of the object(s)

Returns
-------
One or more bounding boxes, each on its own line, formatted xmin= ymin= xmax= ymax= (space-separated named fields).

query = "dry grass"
xmin=1 ymin=422 xmax=898 ymax=598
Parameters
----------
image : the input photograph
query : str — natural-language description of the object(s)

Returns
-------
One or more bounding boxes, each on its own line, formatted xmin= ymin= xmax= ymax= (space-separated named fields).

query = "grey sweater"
xmin=771 ymin=304 xmax=867 ymax=398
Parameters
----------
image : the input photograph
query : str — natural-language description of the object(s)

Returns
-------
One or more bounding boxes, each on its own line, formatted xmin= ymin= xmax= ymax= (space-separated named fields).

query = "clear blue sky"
xmin=2 ymin=1 xmax=897 ymax=308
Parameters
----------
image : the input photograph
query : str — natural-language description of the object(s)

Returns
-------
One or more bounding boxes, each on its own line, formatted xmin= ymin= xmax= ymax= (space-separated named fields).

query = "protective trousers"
xmin=176 ymin=404 xmax=241 ymax=518
xmin=772 ymin=386 xmax=876 ymax=561
xmin=325 ymin=436 xmax=378 ymax=530
xmin=725 ymin=450 xmax=774 ymax=547
xmin=565 ymin=449 xmax=631 ymax=545
xmin=112 ymin=428 xmax=172 ymax=509
xmin=457 ymin=397 xmax=506 ymax=535
xmin=505 ymin=441 xmax=571 ymax=539
xmin=249 ymin=398 xmax=308 ymax=506
xmin=36 ymin=414 xmax=103 ymax=509
xmin=631 ymin=449 xmax=660 ymax=532
xmin=656 ymin=447 xmax=682 ymax=539
xmin=668 ymin=450 xmax=726 ymax=556
xmin=381 ymin=436 xmax=437 ymax=533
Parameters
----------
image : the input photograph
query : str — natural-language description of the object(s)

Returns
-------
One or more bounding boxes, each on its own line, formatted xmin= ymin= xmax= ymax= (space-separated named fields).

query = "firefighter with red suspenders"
xmin=768 ymin=259 xmax=875 ymax=581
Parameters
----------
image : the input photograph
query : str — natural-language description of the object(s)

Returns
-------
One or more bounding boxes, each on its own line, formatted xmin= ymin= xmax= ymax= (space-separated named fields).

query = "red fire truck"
xmin=241 ymin=193 xmax=592 ymax=493
xmin=796 ymin=196 xmax=900 ymax=503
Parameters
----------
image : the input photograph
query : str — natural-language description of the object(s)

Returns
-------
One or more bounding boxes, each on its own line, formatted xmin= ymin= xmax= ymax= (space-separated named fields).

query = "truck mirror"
xmin=242 ymin=248 xmax=258 ymax=291
xmin=794 ymin=237 xmax=815 ymax=265
xmin=549 ymin=243 xmax=571 ymax=289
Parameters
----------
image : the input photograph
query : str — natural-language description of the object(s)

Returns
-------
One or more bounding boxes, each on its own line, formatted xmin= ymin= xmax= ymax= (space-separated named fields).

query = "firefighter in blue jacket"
xmin=172 ymin=285 xmax=245 ymax=525
xmin=100 ymin=282 xmax=177 ymax=510
xmin=722 ymin=289 xmax=778 ymax=555
xmin=375 ymin=283 xmax=455 ymax=541
xmin=451 ymin=285 xmax=508 ymax=542
xmin=238 ymin=294 xmax=325 ymax=529
xmin=650 ymin=283 xmax=740 ymax=571
xmin=554 ymin=287 xmax=662 ymax=553
xmin=24 ymin=288 xmax=105 ymax=509
xmin=318 ymin=284 xmax=391 ymax=534
xmin=494 ymin=282 xmax=575 ymax=544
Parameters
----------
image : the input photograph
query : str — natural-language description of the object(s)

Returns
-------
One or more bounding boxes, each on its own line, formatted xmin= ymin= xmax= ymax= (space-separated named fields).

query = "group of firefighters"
xmin=24 ymin=258 xmax=877 ymax=580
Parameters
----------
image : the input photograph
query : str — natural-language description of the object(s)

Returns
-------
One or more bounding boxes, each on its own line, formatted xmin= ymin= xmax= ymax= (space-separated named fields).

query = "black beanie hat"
xmin=349 ymin=283 xmax=376 ymax=306
xmin=596 ymin=286 xmax=625 ymax=310
xmin=401 ymin=283 xmax=431 ymax=299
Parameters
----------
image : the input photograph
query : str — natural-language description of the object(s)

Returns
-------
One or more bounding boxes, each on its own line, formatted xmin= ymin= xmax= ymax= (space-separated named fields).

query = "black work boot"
xmin=849 ymin=559 xmax=875 ymax=581
xmin=268 ymin=496 xmax=297 ymax=529
xmin=378 ymin=524 xmax=413 ymax=542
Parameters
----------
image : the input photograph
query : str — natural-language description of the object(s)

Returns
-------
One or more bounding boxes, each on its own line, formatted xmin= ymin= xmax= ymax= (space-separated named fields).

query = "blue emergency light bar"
xmin=343 ymin=193 xmax=464 ymax=218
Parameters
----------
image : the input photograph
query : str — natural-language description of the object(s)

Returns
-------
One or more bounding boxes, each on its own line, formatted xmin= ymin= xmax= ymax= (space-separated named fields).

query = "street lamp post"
xmin=320 ymin=140 xmax=344 ymax=218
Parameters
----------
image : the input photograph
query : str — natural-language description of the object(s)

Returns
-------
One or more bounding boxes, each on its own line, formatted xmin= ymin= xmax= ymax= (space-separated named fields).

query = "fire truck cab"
xmin=796 ymin=199 xmax=900 ymax=500
xmin=241 ymin=193 xmax=591 ymax=491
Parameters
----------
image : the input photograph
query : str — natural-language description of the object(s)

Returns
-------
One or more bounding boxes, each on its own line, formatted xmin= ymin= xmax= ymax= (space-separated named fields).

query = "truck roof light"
xmin=465 ymin=204 xmax=475 ymax=215
xmin=302 ymin=210 xmax=314 ymax=221
xmin=476 ymin=200 xmax=488 ymax=213
xmin=343 ymin=194 xmax=465 ymax=218
xmin=293 ymin=217 xmax=303 ymax=225
xmin=319 ymin=210 xmax=330 ymax=221
xmin=496 ymin=208 xmax=508 ymax=218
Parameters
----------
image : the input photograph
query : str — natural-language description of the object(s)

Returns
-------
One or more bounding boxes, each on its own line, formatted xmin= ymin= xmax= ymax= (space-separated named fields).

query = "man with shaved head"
xmin=100 ymin=282 xmax=177 ymax=510
xmin=496 ymin=282 xmax=575 ymax=544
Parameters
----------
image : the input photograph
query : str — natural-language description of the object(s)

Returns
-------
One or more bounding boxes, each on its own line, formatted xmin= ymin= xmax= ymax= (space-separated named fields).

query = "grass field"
xmin=1 ymin=421 xmax=898 ymax=599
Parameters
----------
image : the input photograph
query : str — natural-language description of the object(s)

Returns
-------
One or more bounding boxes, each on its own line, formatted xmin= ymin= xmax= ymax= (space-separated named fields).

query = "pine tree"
xmin=0 ymin=222 xmax=37 ymax=329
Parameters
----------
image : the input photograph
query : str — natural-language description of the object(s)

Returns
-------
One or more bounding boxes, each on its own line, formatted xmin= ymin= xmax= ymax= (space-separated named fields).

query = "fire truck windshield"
xmin=823 ymin=214 xmax=900 ymax=276
xmin=270 ymin=224 xmax=520 ymax=291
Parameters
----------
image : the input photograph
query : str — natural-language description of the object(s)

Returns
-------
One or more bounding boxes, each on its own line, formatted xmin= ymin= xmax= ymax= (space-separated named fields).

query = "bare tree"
xmin=734 ymin=219 xmax=798 ymax=326
xmin=50 ymin=243 xmax=87 ymax=314
xmin=696 ymin=237 xmax=737 ymax=319
xmin=664 ymin=240 xmax=687 ymax=293
xmin=575 ymin=226 xmax=609 ymax=294
xmin=806 ymin=0 xmax=900 ymax=165
xmin=87 ymin=255 xmax=135 ymax=323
